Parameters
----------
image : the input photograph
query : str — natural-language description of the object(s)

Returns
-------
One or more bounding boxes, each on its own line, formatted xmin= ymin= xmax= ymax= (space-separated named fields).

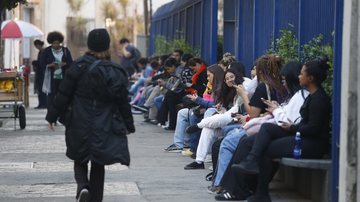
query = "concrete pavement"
xmin=0 ymin=90 xmax=309 ymax=202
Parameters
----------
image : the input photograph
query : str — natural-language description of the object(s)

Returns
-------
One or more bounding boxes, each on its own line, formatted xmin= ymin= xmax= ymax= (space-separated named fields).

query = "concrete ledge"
xmin=281 ymin=158 xmax=331 ymax=170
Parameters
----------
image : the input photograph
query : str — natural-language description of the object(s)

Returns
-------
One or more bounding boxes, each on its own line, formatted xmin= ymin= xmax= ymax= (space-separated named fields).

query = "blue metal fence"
xmin=223 ymin=0 xmax=336 ymax=73
xmin=150 ymin=0 xmax=218 ymax=64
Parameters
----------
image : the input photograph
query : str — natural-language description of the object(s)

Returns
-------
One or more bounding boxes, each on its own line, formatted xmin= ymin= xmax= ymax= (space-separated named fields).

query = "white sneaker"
xmin=204 ymin=154 xmax=212 ymax=163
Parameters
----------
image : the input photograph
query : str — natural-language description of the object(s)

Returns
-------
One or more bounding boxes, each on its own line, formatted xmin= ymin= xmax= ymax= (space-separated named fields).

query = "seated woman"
xmin=184 ymin=68 xmax=245 ymax=169
xmin=209 ymin=61 xmax=308 ymax=194
xmin=164 ymin=64 xmax=224 ymax=152
xmin=216 ymin=58 xmax=331 ymax=201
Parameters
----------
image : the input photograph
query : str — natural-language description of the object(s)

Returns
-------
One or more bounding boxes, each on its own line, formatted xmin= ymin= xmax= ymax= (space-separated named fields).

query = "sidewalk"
xmin=0 ymin=85 xmax=310 ymax=202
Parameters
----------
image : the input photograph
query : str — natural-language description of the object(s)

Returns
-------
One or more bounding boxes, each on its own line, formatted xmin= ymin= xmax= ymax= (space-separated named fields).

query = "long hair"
xmin=218 ymin=68 xmax=243 ymax=108
xmin=256 ymin=54 xmax=287 ymax=102
xmin=281 ymin=61 xmax=302 ymax=97
xmin=86 ymin=50 xmax=111 ymax=60
xmin=207 ymin=64 xmax=225 ymax=99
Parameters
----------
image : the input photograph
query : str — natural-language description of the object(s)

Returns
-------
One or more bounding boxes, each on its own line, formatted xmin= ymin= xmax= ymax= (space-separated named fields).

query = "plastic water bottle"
xmin=293 ymin=132 xmax=302 ymax=159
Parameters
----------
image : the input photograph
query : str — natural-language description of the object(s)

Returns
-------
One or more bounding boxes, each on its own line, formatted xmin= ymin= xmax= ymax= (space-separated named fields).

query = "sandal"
xmin=205 ymin=172 xmax=213 ymax=181
xmin=214 ymin=191 xmax=238 ymax=201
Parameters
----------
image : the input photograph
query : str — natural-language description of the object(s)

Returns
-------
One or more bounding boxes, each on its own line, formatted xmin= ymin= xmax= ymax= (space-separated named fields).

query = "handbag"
xmin=192 ymin=105 xmax=206 ymax=117
xmin=166 ymin=76 xmax=185 ymax=93
xmin=181 ymin=96 xmax=198 ymax=109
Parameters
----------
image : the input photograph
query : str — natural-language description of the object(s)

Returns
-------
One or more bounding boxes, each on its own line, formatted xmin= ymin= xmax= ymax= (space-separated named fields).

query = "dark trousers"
xmin=74 ymin=161 xmax=105 ymax=202
xmin=221 ymin=123 xmax=327 ymax=197
xmin=37 ymin=91 xmax=47 ymax=107
xmin=47 ymin=79 xmax=62 ymax=110
xmin=157 ymin=91 xmax=185 ymax=129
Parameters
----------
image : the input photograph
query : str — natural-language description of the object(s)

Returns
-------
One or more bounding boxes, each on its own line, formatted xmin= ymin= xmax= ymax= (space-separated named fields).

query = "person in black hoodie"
xmin=46 ymin=29 xmax=135 ymax=202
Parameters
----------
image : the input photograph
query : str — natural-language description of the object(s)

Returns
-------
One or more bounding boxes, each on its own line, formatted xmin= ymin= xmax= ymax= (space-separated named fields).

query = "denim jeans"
xmin=173 ymin=108 xmax=192 ymax=148
xmin=213 ymin=127 xmax=247 ymax=186
xmin=154 ymin=95 xmax=164 ymax=109
xmin=129 ymin=77 xmax=145 ymax=95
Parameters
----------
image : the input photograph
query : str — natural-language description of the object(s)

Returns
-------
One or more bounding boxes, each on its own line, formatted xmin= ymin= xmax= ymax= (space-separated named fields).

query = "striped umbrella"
xmin=1 ymin=19 xmax=44 ymax=39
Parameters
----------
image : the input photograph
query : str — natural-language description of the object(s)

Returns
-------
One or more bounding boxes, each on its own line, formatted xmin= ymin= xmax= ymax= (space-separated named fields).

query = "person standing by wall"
xmin=45 ymin=29 xmax=135 ymax=202
xmin=40 ymin=31 xmax=73 ymax=111
xmin=32 ymin=39 xmax=47 ymax=109
xmin=119 ymin=38 xmax=141 ymax=78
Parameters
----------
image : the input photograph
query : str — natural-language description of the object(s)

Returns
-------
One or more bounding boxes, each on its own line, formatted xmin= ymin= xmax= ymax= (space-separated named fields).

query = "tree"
xmin=0 ymin=0 xmax=28 ymax=68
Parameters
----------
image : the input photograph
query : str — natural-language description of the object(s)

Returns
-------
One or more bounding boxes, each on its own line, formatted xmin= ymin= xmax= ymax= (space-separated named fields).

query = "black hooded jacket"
xmin=46 ymin=54 xmax=134 ymax=166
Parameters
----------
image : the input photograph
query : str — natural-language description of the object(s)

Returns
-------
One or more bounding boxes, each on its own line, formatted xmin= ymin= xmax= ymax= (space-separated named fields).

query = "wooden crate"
xmin=0 ymin=71 xmax=17 ymax=79
xmin=0 ymin=79 xmax=23 ymax=102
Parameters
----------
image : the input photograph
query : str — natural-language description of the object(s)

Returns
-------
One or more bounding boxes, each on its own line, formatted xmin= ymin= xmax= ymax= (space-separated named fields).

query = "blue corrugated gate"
xmin=223 ymin=0 xmax=335 ymax=72
xmin=150 ymin=0 xmax=218 ymax=64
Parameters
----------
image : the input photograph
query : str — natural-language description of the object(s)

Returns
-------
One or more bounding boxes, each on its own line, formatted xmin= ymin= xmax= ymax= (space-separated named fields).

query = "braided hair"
xmin=256 ymin=54 xmax=287 ymax=103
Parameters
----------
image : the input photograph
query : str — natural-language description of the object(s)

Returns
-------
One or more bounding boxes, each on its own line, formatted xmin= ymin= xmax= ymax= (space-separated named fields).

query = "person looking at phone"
xmin=40 ymin=31 xmax=73 ymax=111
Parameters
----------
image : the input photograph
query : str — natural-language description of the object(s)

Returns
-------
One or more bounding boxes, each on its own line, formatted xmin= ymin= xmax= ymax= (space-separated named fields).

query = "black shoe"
xmin=247 ymin=193 xmax=271 ymax=202
xmin=186 ymin=124 xmax=201 ymax=134
xmin=132 ymin=104 xmax=148 ymax=112
xmin=164 ymin=126 xmax=175 ymax=131
xmin=232 ymin=156 xmax=259 ymax=174
xmin=184 ymin=161 xmax=204 ymax=170
xmin=214 ymin=191 xmax=238 ymax=201
xmin=77 ymin=188 xmax=89 ymax=202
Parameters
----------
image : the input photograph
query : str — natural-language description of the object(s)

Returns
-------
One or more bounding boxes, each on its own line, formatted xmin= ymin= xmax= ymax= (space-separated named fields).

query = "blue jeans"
xmin=129 ymin=77 xmax=145 ymax=95
xmin=173 ymin=108 xmax=192 ymax=148
xmin=154 ymin=95 xmax=164 ymax=109
xmin=189 ymin=108 xmax=217 ymax=153
xmin=213 ymin=127 xmax=247 ymax=186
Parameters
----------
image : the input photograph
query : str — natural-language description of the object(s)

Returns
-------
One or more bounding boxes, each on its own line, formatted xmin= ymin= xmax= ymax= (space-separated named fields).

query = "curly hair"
xmin=219 ymin=52 xmax=236 ymax=67
xmin=47 ymin=31 xmax=64 ymax=44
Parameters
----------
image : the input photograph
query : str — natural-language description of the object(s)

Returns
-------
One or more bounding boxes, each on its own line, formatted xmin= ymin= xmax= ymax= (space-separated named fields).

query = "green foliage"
xmin=0 ymin=0 xmax=27 ymax=10
xmin=268 ymin=28 xmax=334 ymax=97
xmin=268 ymin=28 xmax=299 ymax=63
xmin=155 ymin=35 xmax=200 ymax=57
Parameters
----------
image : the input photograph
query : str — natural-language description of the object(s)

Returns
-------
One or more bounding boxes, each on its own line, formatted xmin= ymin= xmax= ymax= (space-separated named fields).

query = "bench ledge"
xmin=280 ymin=158 xmax=331 ymax=170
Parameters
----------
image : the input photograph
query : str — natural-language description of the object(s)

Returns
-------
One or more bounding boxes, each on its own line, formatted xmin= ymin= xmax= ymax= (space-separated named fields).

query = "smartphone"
xmin=231 ymin=113 xmax=237 ymax=117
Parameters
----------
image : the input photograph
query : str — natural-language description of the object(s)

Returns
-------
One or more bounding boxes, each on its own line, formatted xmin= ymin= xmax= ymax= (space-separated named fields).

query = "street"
xmin=0 ymin=92 xmax=309 ymax=202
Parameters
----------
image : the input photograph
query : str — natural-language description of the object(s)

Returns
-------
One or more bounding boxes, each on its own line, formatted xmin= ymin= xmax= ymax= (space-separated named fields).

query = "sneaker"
xmin=132 ymin=104 xmax=148 ymax=112
xmin=207 ymin=185 xmax=222 ymax=194
xmin=77 ymin=188 xmax=89 ymax=202
xmin=184 ymin=161 xmax=204 ymax=170
xmin=164 ymin=144 xmax=182 ymax=153
xmin=205 ymin=154 xmax=212 ymax=163
xmin=209 ymin=165 xmax=213 ymax=171
xmin=131 ymin=109 xmax=143 ymax=114
xmin=181 ymin=149 xmax=193 ymax=156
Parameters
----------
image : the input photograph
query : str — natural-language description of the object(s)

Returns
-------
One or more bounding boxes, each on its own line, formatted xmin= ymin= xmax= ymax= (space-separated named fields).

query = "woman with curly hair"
xmin=40 ymin=31 xmax=73 ymax=111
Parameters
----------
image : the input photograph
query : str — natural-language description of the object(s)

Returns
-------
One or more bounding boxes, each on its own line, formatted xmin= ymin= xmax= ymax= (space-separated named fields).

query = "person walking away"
xmin=32 ymin=39 xmax=47 ymax=108
xmin=46 ymin=29 xmax=135 ymax=202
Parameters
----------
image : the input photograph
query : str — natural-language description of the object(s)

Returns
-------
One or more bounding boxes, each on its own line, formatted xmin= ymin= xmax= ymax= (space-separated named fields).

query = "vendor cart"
xmin=0 ymin=71 xmax=26 ymax=129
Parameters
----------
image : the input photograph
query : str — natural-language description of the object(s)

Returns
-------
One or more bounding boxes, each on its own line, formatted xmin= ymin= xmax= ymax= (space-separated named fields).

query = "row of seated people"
xmin=129 ymin=52 xmax=331 ymax=202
